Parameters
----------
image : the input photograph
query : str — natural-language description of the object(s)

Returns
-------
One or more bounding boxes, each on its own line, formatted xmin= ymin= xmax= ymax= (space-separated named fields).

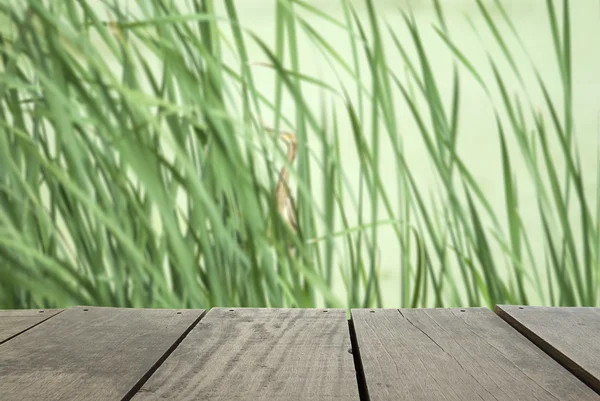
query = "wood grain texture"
xmin=352 ymin=307 xmax=599 ymax=401
xmin=496 ymin=305 xmax=600 ymax=393
xmin=132 ymin=308 xmax=360 ymax=401
xmin=0 ymin=309 xmax=62 ymax=344
xmin=0 ymin=306 xmax=204 ymax=401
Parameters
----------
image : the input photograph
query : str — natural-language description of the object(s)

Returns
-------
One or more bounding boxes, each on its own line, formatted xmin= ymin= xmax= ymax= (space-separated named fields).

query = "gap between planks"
xmin=122 ymin=309 xmax=209 ymax=401
xmin=348 ymin=318 xmax=371 ymax=401
xmin=0 ymin=308 xmax=65 ymax=345
xmin=495 ymin=305 xmax=600 ymax=396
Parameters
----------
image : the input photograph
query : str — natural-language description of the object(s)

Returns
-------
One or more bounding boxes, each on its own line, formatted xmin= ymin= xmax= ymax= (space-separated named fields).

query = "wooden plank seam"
xmin=0 ymin=309 xmax=65 ymax=346
xmin=348 ymin=318 xmax=371 ymax=401
xmin=495 ymin=305 xmax=600 ymax=396
xmin=121 ymin=309 xmax=209 ymax=401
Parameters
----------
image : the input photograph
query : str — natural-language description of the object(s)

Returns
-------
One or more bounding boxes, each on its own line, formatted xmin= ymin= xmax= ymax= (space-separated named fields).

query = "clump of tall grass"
xmin=0 ymin=0 xmax=597 ymax=309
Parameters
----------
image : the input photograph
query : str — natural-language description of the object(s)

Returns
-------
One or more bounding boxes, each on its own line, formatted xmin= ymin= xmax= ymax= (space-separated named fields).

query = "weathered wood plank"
xmin=496 ymin=305 xmax=600 ymax=393
xmin=132 ymin=308 xmax=360 ymax=400
xmin=0 ymin=306 xmax=204 ymax=401
xmin=0 ymin=309 xmax=62 ymax=344
xmin=352 ymin=308 xmax=599 ymax=401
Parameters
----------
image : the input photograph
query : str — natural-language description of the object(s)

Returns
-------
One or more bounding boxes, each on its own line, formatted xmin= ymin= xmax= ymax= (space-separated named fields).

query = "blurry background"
xmin=0 ymin=0 xmax=598 ymax=309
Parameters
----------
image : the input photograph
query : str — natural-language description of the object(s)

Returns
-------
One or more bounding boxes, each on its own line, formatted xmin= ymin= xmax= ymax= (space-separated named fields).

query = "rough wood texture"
xmin=0 ymin=309 xmax=62 ymax=344
xmin=352 ymin=308 xmax=599 ymax=401
xmin=496 ymin=305 xmax=600 ymax=393
xmin=132 ymin=308 xmax=359 ymax=400
xmin=0 ymin=306 xmax=204 ymax=401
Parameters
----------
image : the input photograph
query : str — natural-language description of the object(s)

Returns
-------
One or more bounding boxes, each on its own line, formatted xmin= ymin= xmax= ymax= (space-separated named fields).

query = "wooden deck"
xmin=1 ymin=306 xmax=599 ymax=400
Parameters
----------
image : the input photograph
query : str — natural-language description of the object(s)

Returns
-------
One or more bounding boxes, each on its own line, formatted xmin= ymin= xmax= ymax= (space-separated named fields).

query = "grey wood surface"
xmin=352 ymin=307 xmax=599 ymax=401
xmin=0 ymin=306 xmax=204 ymax=401
xmin=496 ymin=305 xmax=600 ymax=393
xmin=0 ymin=309 xmax=62 ymax=344
xmin=132 ymin=308 xmax=360 ymax=401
